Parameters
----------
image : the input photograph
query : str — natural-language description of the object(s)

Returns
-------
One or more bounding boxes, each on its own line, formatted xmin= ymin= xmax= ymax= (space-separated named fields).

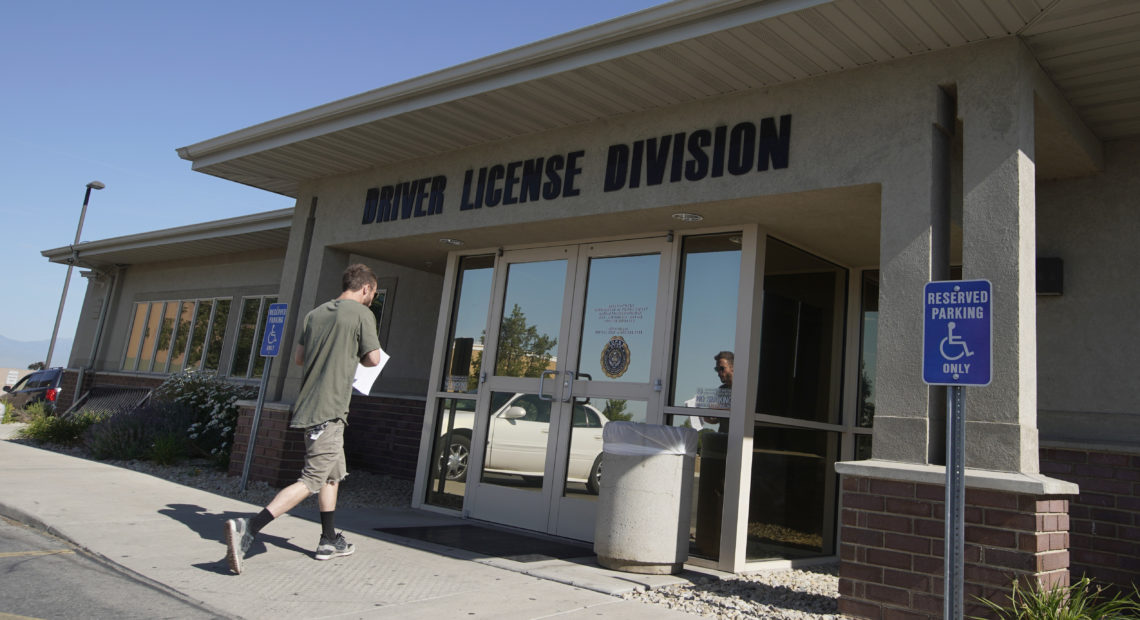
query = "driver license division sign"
xmin=923 ymin=280 xmax=991 ymax=386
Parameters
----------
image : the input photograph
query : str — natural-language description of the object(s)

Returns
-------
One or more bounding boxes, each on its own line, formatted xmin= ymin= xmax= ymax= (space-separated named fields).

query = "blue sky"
xmin=0 ymin=0 xmax=665 ymax=357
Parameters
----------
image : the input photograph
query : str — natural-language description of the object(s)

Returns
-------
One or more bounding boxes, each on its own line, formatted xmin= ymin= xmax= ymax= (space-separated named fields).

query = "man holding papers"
xmin=224 ymin=264 xmax=384 ymax=574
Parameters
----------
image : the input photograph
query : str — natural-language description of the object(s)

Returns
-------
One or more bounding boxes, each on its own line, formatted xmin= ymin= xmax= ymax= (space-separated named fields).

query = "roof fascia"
xmin=41 ymin=207 xmax=294 ymax=261
xmin=177 ymin=0 xmax=831 ymax=169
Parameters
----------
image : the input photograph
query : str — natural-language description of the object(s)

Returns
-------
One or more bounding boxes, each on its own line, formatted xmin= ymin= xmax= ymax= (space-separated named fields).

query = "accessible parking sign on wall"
xmin=923 ymin=280 xmax=992 ymax=386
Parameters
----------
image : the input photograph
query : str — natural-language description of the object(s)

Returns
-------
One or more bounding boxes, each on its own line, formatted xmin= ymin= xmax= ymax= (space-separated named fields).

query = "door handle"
xmin=539 ymin=370 xmax=557 ymax=401
xmin=563 ymin=371 xmax=591 ymax=403
xmin=562 ymin=370 xmax=575 ymax=402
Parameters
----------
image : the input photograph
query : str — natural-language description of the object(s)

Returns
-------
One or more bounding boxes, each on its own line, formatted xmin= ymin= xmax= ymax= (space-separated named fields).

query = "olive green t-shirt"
xmin=291 ymin=298 xmax=380 ymax=429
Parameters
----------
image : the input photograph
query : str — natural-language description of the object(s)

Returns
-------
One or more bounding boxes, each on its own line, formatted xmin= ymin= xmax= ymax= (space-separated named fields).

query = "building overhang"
xmin=177 ymin=0 xmax=1140 ymax=197
xmin=41 ymin=208 xmax=293 ymax=270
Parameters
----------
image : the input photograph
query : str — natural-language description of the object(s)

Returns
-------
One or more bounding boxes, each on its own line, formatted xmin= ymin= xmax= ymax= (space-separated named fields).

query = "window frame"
xmin=119 ymin=296 xmax=246 ymax=375
xmin=228 ymin=295 xmax=279 ymax=379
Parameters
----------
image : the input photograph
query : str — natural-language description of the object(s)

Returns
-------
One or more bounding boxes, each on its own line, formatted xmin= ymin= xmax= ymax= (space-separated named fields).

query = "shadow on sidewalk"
xmin=159 ymin=503 xmax=312 ymax=574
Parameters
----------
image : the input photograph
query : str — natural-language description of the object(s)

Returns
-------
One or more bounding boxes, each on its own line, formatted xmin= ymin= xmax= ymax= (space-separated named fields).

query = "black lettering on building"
xmin=645 ymin=135 xmax=671 ymax=186
xmin=727 ymin=122 xmax=755 ymax=175
xmin=484 ymin=164 xmax=505 ymax=207
xmin=604 ymin=144 xmax=629 ymax=192
xmin=685 ymin=130 xmax=710 ymax=181
xmin=563 ymin=150 xmax=583 ymax=197
xmin=363 ymin=176 xmax=446 ymax=224
xmin=502 ymin=161 xmax=522 ymax=205
xmin=543 ymin=155 xmax=565 ymax=199
xmin=605 ymin=114 xmax=791 ymax=191
xmin=520 ymin=158 xmax=543 ymax=203
xmin=758 ymin=115 xmax=792 ymax=170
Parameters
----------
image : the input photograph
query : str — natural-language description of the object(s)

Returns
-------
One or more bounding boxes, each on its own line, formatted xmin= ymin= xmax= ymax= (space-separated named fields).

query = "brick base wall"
xmin=59 ymin=370 xmax=81 ymax=410
xmin=343 ymin=395 xmax=427 ymax=481
xmin=228 ymin=394 xmax=426 ymax=487
xmin=838 ymin=476 xmax=1070 ymax=619
xmin=1041 ymin=446 xmax=1140 ymax=589
xmin=229 ymin=403 xmax=305 ymax=488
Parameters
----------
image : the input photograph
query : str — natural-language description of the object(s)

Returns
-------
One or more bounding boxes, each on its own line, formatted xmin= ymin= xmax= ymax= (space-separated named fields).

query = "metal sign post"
xmin=240 ymin=303 xmax=288 ymax=492
xmin=923 ymin=280 xmax=991 ymax=620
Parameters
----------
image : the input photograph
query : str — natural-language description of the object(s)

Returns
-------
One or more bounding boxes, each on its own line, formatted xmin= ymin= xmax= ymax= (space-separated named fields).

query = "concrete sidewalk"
xmin=0 ymin=427 xmax=707 ymax=619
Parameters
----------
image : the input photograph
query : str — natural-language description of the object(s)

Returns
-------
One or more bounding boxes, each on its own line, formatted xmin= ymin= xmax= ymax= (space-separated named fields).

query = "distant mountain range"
xmin=0 ymin=335 xmax=73 ymax=369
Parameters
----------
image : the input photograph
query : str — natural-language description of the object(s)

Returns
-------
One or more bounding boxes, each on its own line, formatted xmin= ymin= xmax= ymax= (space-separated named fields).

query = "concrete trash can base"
xmin=593 ymin=423 xmax=698 ymax=574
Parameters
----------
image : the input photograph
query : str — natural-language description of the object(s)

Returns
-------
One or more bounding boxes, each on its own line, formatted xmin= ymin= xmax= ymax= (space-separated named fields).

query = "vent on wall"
xmin=1037 ymin=257 xmax=1063 ymax=296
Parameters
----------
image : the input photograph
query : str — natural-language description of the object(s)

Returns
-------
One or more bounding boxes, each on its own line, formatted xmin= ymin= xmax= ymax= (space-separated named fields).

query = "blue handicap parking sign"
xmin=923 ymin=280 xmax=991 ymax=386
xmin=260 ymin=303 xmax=289 ymax=357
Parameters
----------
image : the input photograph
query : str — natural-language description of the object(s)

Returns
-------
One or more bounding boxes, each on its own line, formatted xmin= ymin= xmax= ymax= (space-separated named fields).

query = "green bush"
xmin=152 ymin=371 xmax=256 ymax=464
xmin=84 ymin=403 xmax=194 ymax=462
xmin=148 ymin=433 xmax=186 ymax=466
xmin=21 ymin=410 xmax=104 ymax=446
xmin=5 ymin=400 xmax=48 ymax=424
xmin=974 ymin=576 xmax=1140 ymax=620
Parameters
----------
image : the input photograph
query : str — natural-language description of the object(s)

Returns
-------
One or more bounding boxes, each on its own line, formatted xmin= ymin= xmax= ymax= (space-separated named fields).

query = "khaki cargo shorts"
xmin=298 ymin=419 xmax=347 ymax=494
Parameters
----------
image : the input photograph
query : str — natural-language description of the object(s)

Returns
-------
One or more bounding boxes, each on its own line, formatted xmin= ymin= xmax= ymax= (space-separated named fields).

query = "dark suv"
xmin=2 ymin=368 xmax=64 ymax=415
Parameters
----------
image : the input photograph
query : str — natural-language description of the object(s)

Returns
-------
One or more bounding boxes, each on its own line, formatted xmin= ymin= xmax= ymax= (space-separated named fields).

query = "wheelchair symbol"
xmin=939 ymin=322 xmax=974 ymax=361
xmin=266 ymin=327 xmax=279 ymax=347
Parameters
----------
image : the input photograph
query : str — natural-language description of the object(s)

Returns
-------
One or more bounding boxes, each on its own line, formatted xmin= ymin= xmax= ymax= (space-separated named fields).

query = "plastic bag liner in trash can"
xmin=593 ymin=421 xmax=698 ymax=574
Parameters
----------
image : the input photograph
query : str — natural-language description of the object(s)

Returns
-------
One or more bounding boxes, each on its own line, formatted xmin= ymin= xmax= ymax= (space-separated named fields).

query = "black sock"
xmin=250 ymin=509 xmax=274 ymax=536
xmin=320 ymin=511 xmax=336 ymax=540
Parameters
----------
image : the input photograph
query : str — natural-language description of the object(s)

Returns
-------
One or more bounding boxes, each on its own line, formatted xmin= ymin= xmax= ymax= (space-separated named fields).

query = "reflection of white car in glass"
xmin=437 ymin=393 xmax=608 ymax=493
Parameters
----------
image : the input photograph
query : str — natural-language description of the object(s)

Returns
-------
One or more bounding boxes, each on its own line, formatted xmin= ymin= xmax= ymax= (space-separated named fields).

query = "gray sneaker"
xmin=224 ymin=517 xmax=253 ymax=574
xmin=315 ymin=533 xmax=354 ymax=561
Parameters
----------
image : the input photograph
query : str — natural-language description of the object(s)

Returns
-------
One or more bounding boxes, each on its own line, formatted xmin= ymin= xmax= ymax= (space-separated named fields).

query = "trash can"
xmin=694 ymin=430 xmax=728 ymax=558
xmin=594 ymin=421 xmax=699 ymax=574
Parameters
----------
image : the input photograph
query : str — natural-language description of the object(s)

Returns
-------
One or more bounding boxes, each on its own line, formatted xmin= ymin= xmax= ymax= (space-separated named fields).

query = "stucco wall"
xmin=349 ymin=254 xmax=442 ymax=396
xmin=278 ymin=40 xmax=1077 ymax=470
xmin=1037 ymin=138 xmax=1140 ymax=446
xmin=79 ymin=248 xmax=285 ymax=373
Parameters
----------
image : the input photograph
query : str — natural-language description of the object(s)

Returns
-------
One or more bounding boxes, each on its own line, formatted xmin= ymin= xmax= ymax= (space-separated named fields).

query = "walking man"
xmin=224 ymin=264 xmax=383 ymax=574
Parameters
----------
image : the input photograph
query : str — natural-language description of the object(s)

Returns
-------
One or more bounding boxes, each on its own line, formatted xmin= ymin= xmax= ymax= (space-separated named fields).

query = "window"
xmin=440 ymin=255 xmax=494 ymax=394
xmin=426 ymin=254 xmax=494 ymax=510
xmin=670 ymin=233 xmax=742 ymax=411
xmin=855 ymin=270 xmax=878 ymax=460
xmin=121 ymin=303 xmax=149 ymax=371
xmin=370 ymin=288 xmax=386 ymax=339
xmin=168 ymin=302 xmax=195 ymax=374
xmin=121 ymin=297 xmax=235 ymax=374
xmin=229 ymin=296 xmax=278 ymax=379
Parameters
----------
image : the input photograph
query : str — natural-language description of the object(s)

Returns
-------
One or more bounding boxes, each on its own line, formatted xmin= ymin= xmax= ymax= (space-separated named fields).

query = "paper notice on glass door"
xmin=353 ymin=347 xmax=390 ymax=394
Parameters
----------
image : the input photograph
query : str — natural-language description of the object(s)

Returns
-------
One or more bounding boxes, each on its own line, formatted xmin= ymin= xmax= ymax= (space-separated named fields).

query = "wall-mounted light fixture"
xmin=671 ymin=212 xmax=703 ymax=223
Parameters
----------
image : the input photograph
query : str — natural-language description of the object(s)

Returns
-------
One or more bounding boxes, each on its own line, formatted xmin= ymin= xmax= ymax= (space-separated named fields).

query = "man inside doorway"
xmin=224 ymin=264 xmax=383 ymax=574
xmin=714 ymin=350 xmax=734 ymax=409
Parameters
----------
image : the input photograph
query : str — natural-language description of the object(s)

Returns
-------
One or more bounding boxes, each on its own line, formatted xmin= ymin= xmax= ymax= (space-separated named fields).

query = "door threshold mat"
xmin=376 ymin=525 xmax=594 ymax=563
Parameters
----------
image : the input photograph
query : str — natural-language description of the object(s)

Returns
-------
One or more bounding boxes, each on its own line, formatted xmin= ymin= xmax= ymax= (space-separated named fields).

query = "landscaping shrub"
xmin=84 ymin=403 xmax=195 ymax=462
xmin=974 ymin=576 xmax=1140 ymax=620
xmin=4 ymin=400 xmax=45 ymax=424
xmin=21 ymin=406 xmax=104 ymax=446
xmin=152 ymin=371 xmax=256 ymax=465
xmin=148 ymin=432 xmax=187 ymax=466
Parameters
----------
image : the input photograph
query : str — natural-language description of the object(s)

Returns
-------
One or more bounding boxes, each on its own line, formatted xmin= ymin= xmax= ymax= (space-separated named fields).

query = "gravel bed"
xmin=7 ymin=432 xmax=845 ymax=619
xmin=623 ymin=565 xmax=845 ymax=619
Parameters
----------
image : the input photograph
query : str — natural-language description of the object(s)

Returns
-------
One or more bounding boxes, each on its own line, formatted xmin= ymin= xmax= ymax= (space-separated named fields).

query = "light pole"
xmin=45 ymin=181 xmax=105 ymax=368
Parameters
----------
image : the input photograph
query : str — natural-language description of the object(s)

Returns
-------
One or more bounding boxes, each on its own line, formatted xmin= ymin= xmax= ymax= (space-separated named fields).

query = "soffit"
xmin=178 ymin=0 xmax=1140 ymax=197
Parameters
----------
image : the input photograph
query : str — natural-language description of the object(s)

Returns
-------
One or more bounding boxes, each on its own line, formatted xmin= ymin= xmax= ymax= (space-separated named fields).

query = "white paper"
xmin=352 ymin=347 xmax=390 ymax=394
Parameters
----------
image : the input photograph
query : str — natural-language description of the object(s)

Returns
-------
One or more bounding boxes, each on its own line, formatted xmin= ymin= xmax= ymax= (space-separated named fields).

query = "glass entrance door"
xmin=466 ymin=238 xmax=670 ymax=540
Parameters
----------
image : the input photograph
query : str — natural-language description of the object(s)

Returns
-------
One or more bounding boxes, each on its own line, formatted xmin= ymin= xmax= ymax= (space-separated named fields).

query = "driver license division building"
xmin=45 ymin=2 xmax=1140 ymax=617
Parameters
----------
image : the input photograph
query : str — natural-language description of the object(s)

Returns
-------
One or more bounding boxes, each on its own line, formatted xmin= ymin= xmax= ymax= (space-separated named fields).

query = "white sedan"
xmin=436 ymin=393 xmax=608 ymax=493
